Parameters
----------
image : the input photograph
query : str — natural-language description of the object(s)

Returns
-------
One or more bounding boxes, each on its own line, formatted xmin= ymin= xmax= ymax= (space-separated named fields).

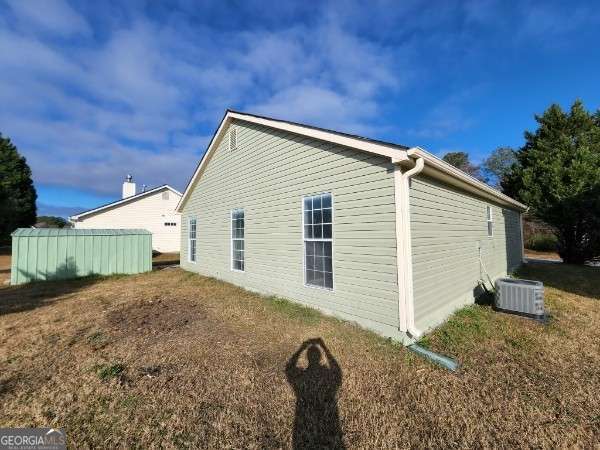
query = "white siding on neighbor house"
xmin=74 ymin=188 xmax=181 ymax=253
xmin=409 ymin=175 xmax=523 ymax=332
xmin=180 ymin=120 xmax=403 ymax=339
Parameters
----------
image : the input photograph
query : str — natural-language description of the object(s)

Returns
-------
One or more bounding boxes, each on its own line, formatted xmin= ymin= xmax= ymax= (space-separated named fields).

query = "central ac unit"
xmin=494 ymin=278 xmax=546 ymax=321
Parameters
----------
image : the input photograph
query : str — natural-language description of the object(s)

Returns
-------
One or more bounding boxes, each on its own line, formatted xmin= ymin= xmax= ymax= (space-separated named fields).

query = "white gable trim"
xmin=176 ymin=111 xmax=412 ymax=212
xmin=70 ymin=185 xmax=182 ymax=221
xmin=176 ymin=110 xmax=526 ymax=212
xmin=227 ymin=112 xmax=410 ymax=161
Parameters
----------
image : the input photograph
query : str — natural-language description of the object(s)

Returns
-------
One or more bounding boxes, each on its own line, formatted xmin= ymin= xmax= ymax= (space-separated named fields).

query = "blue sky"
xmin=1 ymin=0 xmax=599 ymax=217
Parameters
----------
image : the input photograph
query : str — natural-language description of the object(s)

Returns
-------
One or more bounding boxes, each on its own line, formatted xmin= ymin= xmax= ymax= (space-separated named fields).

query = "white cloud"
xmin=517 ymin=3 xmax=600 ymax=40
xmin=0 ymin=28 xmax=85 ymax=80
xmin=407 ymin=87 xmax=484 ymax=139
xmin=9 ymin=0 xmax=591 ymax=202
xmin=252 ymin=84 xmax=379 ymax=135
xmin=6 ymin=0 xmax=91 ymax=36
xmin=0 ymin=3 xmax=414 ymax=199
xmin=242 ymin=17 xmax=410 ymax=135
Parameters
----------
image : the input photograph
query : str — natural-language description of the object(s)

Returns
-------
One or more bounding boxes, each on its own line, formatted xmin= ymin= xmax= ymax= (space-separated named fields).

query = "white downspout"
xmin=394 ymin=154 xmax=424 ymax=339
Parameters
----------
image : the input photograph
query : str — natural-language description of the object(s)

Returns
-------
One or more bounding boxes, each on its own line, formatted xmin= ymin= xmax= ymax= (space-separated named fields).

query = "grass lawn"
xmin=0 ymin=263 xmax=599 ymax=447
xmin=524 ymin=248 xmax=562 ymax=261
xmin=0 ymin=246 xmax=10 ymax=284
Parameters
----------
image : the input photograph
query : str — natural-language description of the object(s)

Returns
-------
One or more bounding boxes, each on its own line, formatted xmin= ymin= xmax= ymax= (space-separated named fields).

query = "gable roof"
xmin=176 ymin=110 xmax=526 ymax=212
xmin=70 ymin=185 xmax=182 ymax=221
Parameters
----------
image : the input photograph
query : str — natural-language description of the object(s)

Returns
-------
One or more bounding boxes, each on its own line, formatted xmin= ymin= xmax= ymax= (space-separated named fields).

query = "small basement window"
xmin=229 ymin=126 xmax=237 ymax=151
xmin=164 ymin=222 xmax=177 ymax=226
xmin=486 ymin=206 xmax=493 ymax=237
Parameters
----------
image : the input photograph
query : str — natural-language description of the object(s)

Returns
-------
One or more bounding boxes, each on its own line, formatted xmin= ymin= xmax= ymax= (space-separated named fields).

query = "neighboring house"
xmin=176 ymin=110 xmax=526 ymax=342
xmin=70 ymin=176 xmax=181 ymax=253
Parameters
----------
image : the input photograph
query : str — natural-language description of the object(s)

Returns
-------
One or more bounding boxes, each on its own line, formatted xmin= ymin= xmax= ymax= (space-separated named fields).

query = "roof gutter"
xmin=394 ymin=150 xmax=425 ymax=340
xmin=407 ymin=147 xmax=527 ymax=211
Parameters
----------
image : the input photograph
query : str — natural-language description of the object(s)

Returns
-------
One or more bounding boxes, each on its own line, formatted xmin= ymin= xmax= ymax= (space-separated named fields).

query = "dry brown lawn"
xmin=0 ymin=262 xmax=599 ymax=448
xmin=0 ymin=246 xmax=11 ymax=285
xmin=524 ymin=248 xmax=562 ymax=261
xmin=152 ymin=252 xmax=180 ymax=266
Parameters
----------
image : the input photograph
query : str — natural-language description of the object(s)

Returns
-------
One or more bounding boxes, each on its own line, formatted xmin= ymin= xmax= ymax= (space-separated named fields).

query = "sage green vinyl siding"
xmin=10 ymin=228 xmax=152 ymax=285
xmin=409 ymin=175 xmax=523 ymax=332
xmin=180 ymin=120 xmax=402 ymax=338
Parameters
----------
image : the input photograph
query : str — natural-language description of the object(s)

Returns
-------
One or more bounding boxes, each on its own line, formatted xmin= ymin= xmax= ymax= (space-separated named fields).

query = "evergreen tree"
xmin=503 ymin=100 xmax=600 ymax=263
xmin=0 ymin=134 xmax=37 ymax=242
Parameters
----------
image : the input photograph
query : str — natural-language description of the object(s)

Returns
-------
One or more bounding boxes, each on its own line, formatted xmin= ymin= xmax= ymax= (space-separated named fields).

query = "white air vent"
xmin=229 ymin=127 xmax=237 ymax=151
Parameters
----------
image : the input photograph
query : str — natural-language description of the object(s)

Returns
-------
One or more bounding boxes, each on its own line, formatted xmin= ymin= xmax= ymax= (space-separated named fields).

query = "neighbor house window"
xmin=188 ymin=217 xmax=197 ymax=262
xmin=303 ymin=193 xmax=333 ymax=289
xmin=486 ymin=206 xmax=493 ymax=237
xmin=231 ymin=209 xmax=244 ymax=271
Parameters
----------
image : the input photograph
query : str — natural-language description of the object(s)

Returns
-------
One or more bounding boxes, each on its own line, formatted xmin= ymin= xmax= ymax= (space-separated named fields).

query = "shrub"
xmin=525 ymin=233 xmax=558 ymax=252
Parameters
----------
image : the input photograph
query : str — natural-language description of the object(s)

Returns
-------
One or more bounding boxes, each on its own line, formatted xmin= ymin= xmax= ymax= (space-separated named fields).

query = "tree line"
xmin=443 ymin=100 xmax=600 ymax=264
xmin=0 ymin=134 xmax=37 ymax=244
xmin=2 ymin=100 xmax=599 ymax=262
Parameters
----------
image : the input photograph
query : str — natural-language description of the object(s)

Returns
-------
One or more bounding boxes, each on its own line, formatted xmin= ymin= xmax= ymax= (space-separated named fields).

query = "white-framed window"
xmin=486 ymin=206 xmax=493 ymax=237
xmin=229 ymin=126 xmax=237 ymax=151
xmin=188 ymin=217 xmax=197 ymax=262
xmin=231 ymin=209 xmax=244 ymax=271
xmin=303 ymin=193 xmax=333 ymax=289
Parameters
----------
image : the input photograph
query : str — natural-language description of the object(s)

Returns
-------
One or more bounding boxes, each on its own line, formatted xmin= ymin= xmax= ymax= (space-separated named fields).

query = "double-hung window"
xmin=231 ymin=209 xmax=244 ymax=271
xmin=486 ymin=206 xmax=493 ymax=237
xmin=188 ymin=217 xmax=197 ymax=262
xmin=303 ymin=193 xmax=333 ymax=289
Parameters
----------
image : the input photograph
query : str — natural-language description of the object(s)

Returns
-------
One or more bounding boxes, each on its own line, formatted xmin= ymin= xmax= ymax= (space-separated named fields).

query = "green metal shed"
xmin=10 ymin=228 xmax=152 ymax=285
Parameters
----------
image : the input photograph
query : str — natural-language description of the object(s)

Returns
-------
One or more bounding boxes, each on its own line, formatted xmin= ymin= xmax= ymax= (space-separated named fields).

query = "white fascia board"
xmin=176 ymin=115 xmax=233 ymax=212
xmin=175 ymin=111 xmax=526 ymax=214
xmin=227 ymin=112 xmax=409 ymax=160
xmin=70 ymin=185 xmax=181 ymax=220
xmin=176 ymin=111 xmax=410 ymax=212
xmin=165 ymin=185 xmax=183 ymax=196
xmin=408 ymin=147 xmax=527 ymax=211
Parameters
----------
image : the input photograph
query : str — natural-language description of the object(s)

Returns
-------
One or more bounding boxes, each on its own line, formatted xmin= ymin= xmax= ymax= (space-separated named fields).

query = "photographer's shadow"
xmin=285 ymin=338 xmax=344 ymax=450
